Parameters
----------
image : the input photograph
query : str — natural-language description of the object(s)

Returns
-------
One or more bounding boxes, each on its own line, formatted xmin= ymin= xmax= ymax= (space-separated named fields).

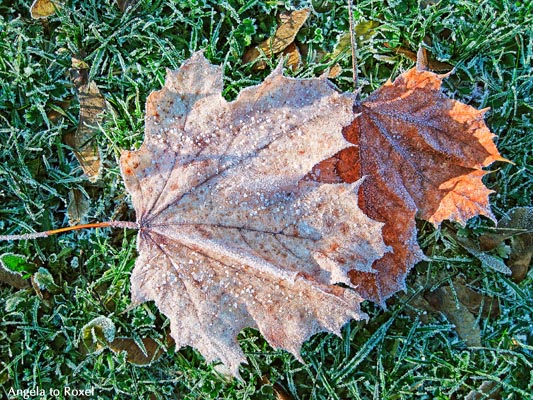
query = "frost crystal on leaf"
xmin=120 ymin=52 xmax=389 ymax=376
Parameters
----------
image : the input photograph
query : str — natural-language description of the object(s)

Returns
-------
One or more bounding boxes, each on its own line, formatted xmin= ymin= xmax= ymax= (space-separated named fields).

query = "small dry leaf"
xmin=109 ymin=337 xmax=165 ymax=365
xmin=384 ymin=42 xmax=453 ymax=72
xmin=66 ymin=58 xmax=105 ymax=182
xmin=312 ymin=59 xmax=504 ymax=303
xmin=507 ymin=235 xmax=532 ymax=282
xmin=304 ymin=20 xmax=379 ymax=79
xmin=67 ymin=189 xmax=90 ymax=225
xmin=243 ymin=9 xmax=310 ymax=69
xmin=283 ymin=42 xmax=302 ymax=71
xmin=116 ymin=0 xmax=137 ymax=12
xmin=401 ymin=273 xmax=499 ymax=326
xmin=424 ymin=285 xmax=482 ymax=347
xmin=121 ymin=52 xmax=389 ymax=376
xmin=30 ymin=0 xmax=62 ymax=19
xmin=506 ymin=209 xmax=533 ymax=280
xmin=80 ymin=317 xmax=168 ymax=365
xmin=324 ymin=63 xmax=341 ymax=78
xmin=421 ymin=276 xmax=499 ymax=346
xmin=455 ymin=234 xmax=511 ymax=275
xmin=453 ymin=276 xmax=499 ymax=320
xmin=480 ymin=207 xmax=533 ymax=282
xmin=330 ymin=21 xmax=379 ymax=60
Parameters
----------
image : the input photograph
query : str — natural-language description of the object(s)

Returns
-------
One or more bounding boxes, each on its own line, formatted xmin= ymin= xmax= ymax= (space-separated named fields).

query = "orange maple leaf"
xmin=312 ymin=66 xmax=505 ymax=303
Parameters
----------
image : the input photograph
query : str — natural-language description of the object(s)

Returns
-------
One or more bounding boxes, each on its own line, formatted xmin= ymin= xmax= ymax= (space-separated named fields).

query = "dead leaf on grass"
xmin=508 ymin=234 xmax=532 ymax=282
xmin=109 ymin=337 xmax=165 ymax=365
xmin=330 ymin=21 xmax=380 ymax=61
xmin=452 ymin=276 xmax=499 ymax=320
xmin=403 ymin=274 xmax=498 ymax=345
xmin=243 ymin=9 xmax=310 ymax=70
xmin=326 ymin=63 xmax=343 ymax=78
xmin=65 ymin=57 xmax=105 ymax=182
xmin=30 ymin=0 xmax=62 ymax=19
xmin=260 ymin=376 xmax=295 ymax=400
xmin=116 ymin=0 xmax=138 ymax=12
xmin=384 ymin=42 xmax=453 ymax=72
xmin=283 ymin=42 xmax=302 ymax=71
xmin=424 ymin=285 xmax=482 ymax=346
xmin=455 ymin=233 xmax=512 ymax=275
xmin=121 ymin=51 xmax=390 ymax=376
xmin=480 ymin=207 xmax=533 ymax=282
xmin=67 ymin=189 xmax=90 ymax=225
xmin=314 ymin=20 xmax=379 ymax=78
xmin=70 ymin=57 xmax=89 ymax=87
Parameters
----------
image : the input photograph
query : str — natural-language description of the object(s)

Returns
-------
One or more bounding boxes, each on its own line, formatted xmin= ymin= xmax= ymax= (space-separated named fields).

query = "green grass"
xmin=1 ymin=0 xmax=532 ymax=398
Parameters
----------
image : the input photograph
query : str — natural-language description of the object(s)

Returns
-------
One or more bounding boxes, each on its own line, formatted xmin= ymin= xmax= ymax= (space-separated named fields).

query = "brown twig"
xmin=347 ymin=0 xmax=359 ymax=98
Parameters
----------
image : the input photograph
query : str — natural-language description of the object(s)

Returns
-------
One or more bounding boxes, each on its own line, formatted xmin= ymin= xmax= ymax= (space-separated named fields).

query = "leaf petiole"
xmin=0 ymin=221 xmax=138 ymax=241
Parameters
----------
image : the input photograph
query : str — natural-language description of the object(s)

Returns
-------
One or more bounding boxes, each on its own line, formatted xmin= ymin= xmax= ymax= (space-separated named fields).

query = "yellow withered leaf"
xmin=30 ymin=0 xmax=62 ymax=19
xmin=243 ymin=9 xmax=310 ymax=69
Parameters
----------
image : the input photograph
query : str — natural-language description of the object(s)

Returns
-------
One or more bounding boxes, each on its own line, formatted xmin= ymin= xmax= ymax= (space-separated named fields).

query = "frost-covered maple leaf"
xmin=120 ymin=52 xmax=390 ymax=376
xmin=313 ymin=66 xmax=505 ymax=304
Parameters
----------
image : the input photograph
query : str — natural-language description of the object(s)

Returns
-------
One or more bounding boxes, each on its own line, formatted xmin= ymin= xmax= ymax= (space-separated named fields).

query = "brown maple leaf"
xmin=120 ymin=52 xmax=390 ymax=376
xmin=312 ymin=66 xmax=504 ymax=303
